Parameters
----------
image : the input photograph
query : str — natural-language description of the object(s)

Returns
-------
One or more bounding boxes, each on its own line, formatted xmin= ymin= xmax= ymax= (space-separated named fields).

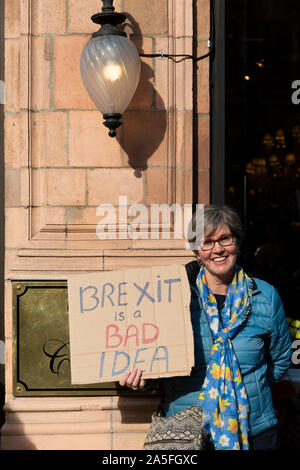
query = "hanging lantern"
xmin=80 ymin=0 xmax=141 ymax=137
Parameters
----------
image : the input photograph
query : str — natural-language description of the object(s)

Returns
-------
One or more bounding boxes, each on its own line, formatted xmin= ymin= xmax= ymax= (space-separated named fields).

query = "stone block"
xmin=68 ymin=111 xmax=122 ymax=167
xmin=31 ymin=0 xmax=67 ymax=35
xmin=87 ymin=168 xmax=144 ymax=206
xmin=31 ymin=112 xmax=68 ymax=167
xmin=123 ymin=0 xmax=168 ymax=35
xmin=4 ymin=113 xmax=28 ymax=168
xmin=31 ymin=36 xmax=51 ymax=111
xmin=54 ymin=36 xmax=96 ymax=110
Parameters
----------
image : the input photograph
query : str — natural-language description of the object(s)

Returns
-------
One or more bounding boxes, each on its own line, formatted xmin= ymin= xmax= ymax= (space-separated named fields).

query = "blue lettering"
xmin=157 ymin=276 xmax=162 ymax=303
xmin=118 ymin=282 xmax=128 ymax=306
xmin=101 ymin=283 xmax=115 ymax=307
xmin=134 ymin=281 xmax=155 ymax=305
xmin=99 ymin=351 xmax=105 ymax=378
xmin=150 ymin=346 xmax=169 ymax=373
xmin=163 ymin=278 xmax=181 ymax=302
xmin=111 ymin=351 xmax=130 ymax=376
xmin=80 ymin=285 xmax=99 ymax=314
xmin=132 ymin=348 xmax=147 ymax=372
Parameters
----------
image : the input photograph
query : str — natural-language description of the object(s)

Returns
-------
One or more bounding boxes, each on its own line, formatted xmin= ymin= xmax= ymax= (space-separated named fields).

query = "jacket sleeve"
xmin=266 ymin=287 xmax=292 ymax=384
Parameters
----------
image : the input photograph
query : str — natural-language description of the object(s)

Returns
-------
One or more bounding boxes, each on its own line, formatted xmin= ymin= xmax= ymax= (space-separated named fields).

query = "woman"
xmin=119 ymin=205 xmax=292 ymax=450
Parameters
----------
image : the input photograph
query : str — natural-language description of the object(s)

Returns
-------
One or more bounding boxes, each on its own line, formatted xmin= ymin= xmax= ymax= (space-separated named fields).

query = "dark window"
xmin=224 ymin=0 xmax=300 ymax=337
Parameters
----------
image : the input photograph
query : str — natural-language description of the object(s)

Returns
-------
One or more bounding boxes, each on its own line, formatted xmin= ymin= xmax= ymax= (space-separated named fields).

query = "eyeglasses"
xmin=200 ymin=235 xmax=234 ymax=251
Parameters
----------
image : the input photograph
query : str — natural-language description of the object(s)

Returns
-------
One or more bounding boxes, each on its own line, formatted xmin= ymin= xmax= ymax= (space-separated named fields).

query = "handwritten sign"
xmin=68 ymin=265 xmax=194 ymax=384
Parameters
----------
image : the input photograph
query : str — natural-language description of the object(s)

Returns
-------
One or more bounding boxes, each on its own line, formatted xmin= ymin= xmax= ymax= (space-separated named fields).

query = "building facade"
xmin=2 ymin=0 xmax=300 ymax=451
xmin=1 ymin=0 xmax=211 ymax=449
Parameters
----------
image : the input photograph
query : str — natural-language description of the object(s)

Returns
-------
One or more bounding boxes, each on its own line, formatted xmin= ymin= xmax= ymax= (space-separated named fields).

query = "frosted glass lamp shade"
xmin=80 ymin=35 xmax=141 ymax=136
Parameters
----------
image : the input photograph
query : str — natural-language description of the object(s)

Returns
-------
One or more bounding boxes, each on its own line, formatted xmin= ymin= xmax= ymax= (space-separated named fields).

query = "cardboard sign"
xmin=68 ymin=265 xmax=194 ymax=384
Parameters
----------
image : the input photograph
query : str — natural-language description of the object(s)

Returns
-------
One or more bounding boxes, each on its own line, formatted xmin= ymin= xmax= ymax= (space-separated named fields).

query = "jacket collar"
xmin=251 ymin=278 xmax=259 ymax=294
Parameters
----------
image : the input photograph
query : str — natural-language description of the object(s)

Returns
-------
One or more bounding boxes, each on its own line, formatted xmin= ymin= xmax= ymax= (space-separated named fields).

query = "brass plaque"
xmin=12 ymin=281 xmax=158 ymax=396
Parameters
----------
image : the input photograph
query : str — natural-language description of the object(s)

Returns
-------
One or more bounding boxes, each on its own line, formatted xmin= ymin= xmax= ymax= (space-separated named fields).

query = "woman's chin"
xmin=207 ymin=261 xmax=235 ymax=279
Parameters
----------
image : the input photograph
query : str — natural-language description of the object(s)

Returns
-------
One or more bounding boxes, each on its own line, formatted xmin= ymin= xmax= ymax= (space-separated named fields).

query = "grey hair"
xmin=187 ymin=204 xmax=244 ymax=249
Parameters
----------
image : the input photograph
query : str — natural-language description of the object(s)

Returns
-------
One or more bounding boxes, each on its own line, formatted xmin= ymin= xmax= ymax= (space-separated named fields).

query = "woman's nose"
xmin=213 ymin=241 xmax=225 ymax=252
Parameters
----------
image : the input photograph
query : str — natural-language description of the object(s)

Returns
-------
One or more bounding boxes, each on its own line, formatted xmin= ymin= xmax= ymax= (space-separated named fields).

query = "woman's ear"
xmin=194 ymin=250 xmax=202 ymax=265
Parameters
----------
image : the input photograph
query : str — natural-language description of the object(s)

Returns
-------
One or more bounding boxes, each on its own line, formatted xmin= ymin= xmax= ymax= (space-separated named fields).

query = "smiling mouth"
xmin=212 ymin=256 xmax=227 ymax=262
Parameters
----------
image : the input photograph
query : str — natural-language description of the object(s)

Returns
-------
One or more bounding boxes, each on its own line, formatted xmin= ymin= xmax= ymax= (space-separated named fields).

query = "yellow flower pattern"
xmin=219 ymin=398 xmax=230 ymax=413
xmin=210 ymin=363 xmax=221 ymax=379
xmin=196 ymin=265 xmax=252 ymax=450
xmin=225 ymin=366 xmax=233 ymax=381
xmin=227 ymin=419 xmax=238 ymax=434
xmin=234 ymin=369 xmax=242 ymax=386
xmin=213 ymin=410 xmax=223 ymax=428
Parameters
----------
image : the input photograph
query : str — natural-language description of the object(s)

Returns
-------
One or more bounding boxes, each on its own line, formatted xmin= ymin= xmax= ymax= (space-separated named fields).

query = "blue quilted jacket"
xmin=160 ymin=261 xmax=292 ymax=438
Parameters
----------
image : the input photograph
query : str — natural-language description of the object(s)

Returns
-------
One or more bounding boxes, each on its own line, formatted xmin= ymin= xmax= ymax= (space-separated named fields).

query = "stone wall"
xmin=2 ymin=0 xmax=210 ymax=449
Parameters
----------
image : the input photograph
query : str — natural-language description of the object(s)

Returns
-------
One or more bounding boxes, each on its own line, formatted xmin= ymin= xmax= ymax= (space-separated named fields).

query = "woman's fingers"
xmin=126 ymin=369 xmax=140 ymax=388
xmin=118 ymin=371 xmax=131 ymax=387
xmin=119 ymin=369 xmax=147 ymax=390
xmin=131 ymin=369 xmax=143 ymax=389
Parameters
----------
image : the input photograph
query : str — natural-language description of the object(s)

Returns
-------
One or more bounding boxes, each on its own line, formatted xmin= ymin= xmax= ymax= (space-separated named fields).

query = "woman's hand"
xmin=119 ymin=368 xmax=147 ymax=391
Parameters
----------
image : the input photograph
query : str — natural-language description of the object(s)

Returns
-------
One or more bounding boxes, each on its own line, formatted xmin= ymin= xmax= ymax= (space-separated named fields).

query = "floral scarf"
xmin=196 ymin=264 xmax=252 ymax=450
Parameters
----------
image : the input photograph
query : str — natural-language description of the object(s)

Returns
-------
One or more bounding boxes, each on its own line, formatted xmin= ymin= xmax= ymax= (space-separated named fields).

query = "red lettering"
xmin=106 ymin=324 xmax=123 ymax=349
xmin=123 ymin=324 xmax=139 ymax=348
xmin=142 ymin=323 xmax=160 ymax=344
xmin=105 ymin=323 xmax=159 ymax=349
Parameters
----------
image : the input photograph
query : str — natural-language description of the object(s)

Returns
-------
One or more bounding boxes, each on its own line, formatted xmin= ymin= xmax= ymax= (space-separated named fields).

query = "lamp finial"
xmin=101 ymin=0 xmax=115 ymax=14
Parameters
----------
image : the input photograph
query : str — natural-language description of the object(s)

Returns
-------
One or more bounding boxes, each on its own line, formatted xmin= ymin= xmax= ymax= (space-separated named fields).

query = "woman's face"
xmin=195 ymin=224 xmax=239 ymax=283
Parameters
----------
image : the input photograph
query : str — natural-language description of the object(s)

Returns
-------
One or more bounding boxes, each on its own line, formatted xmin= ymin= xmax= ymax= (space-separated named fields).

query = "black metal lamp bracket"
xmin=91 ymin=0 xmax=127 ymax=37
